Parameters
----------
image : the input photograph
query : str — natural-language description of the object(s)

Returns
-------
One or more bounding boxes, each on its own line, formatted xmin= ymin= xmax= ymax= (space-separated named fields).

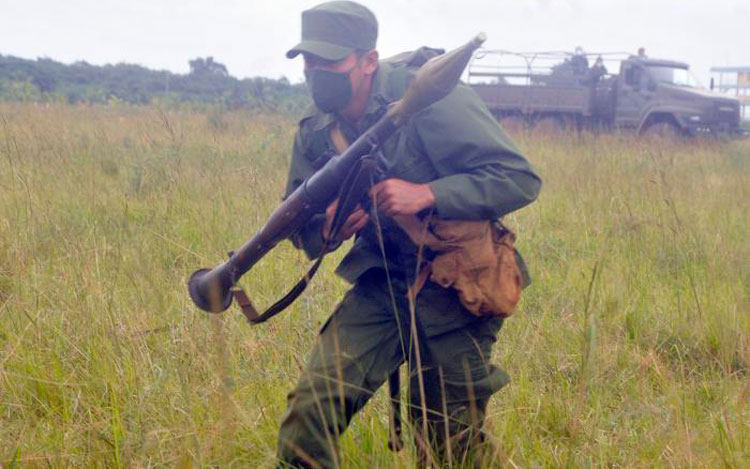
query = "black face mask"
xmin=304 ymin=64 xmax=356 ymax=114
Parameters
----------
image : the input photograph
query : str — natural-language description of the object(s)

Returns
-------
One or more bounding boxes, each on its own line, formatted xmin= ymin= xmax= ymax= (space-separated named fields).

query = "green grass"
xmin=1 ymin=103 xmax=748 ymax=467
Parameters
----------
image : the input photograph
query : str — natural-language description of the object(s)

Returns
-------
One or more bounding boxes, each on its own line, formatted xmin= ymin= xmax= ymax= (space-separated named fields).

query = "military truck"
xmin=468 ymin=49 xmax=743 ymax=137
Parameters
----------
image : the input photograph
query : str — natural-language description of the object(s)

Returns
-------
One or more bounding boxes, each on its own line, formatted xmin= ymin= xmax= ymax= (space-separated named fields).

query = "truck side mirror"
xmin=710 ymin=78 xmax=715 ymax=91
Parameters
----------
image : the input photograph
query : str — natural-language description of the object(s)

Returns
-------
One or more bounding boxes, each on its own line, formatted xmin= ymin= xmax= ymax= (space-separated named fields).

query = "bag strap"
xmin=329 ymin=121 xmax=349 ymax=155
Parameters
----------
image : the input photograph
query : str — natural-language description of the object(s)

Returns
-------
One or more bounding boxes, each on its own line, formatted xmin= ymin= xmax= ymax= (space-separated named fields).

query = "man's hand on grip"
xmin=322 ymin=199 xmax=370 ymax=243
xmin=371 ymin=178 xmax=436 ymax=217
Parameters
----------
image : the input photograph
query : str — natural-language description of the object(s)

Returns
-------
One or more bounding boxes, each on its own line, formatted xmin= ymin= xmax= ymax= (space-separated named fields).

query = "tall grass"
xmin=1 ymin=103 xmax=748 ymax=467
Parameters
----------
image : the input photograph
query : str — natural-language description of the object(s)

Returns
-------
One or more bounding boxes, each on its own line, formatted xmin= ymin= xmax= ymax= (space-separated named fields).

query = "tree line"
xmin=0 ymin=54 xmax=310 ymax=112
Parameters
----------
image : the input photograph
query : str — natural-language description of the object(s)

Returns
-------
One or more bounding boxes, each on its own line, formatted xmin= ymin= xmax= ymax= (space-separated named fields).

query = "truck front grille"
xmin=715 ymin=102 xmax=740 ymax=125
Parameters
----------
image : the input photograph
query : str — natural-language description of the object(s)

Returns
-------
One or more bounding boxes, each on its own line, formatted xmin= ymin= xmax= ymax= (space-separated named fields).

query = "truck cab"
xmin=615 ymin=57 xmax=742 ymax=137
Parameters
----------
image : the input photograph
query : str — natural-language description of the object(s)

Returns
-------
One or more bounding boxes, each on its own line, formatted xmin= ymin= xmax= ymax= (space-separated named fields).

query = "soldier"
xmin=570 ymin=46 xmax=590 ymax=75
xmin=588 ymin=55 xmax=608 ymax=85
xmin=278 ymin=1 xmax=542 ymax=467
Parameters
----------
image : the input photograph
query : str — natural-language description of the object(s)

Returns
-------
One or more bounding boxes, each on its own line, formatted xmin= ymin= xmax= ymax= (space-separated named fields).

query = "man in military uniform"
xmin=277 ymin=2 xmax=542 ymax=467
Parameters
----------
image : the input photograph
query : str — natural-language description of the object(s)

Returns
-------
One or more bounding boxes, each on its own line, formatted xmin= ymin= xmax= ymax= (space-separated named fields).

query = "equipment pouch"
xmin=396 ymin=216 xmax=524 ymax=318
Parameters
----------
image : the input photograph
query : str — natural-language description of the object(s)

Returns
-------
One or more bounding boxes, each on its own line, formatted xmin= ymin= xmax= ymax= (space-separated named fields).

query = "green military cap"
xmin=286 ymin=1 xmax=378 ymax=61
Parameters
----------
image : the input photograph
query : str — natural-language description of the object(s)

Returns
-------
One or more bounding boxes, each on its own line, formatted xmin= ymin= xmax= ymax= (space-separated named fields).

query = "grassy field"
xmin=1 ymin=103 xmax=748 ymax=468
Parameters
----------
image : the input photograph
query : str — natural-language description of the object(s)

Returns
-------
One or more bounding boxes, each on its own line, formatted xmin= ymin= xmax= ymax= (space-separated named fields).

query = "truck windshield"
xmin=647 ymin=65 xmax=702 ymax=88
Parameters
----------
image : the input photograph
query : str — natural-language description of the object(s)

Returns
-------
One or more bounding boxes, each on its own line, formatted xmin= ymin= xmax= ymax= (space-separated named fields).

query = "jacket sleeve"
xmin=284 ymin=130 xmax=329 ymax=260
xmin=414 ymin=84 xmax=542 ymax=220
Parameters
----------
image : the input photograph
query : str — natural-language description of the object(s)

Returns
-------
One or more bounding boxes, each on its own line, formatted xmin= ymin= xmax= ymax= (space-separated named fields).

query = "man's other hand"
xmin=323 ymin=199 xmax=370 ymax=242
xmin=371 ymin=178 xmax=436 ymax=217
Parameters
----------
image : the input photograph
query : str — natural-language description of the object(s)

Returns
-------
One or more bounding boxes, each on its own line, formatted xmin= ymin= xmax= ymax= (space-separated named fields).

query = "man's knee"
xmin=280 ymin=377 xmax=357 ymax=434
xmin=277 ymin=387 xmax=346 ymax=469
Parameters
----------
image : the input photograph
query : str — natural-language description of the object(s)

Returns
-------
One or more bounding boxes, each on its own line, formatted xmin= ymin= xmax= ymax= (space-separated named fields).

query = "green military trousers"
xmin=276 ymin=268 xmax=509 ymax=468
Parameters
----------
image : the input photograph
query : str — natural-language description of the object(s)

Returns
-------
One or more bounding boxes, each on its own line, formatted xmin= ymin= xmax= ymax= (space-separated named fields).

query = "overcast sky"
xmin=2 ymin=0 xmax=748 ymax=85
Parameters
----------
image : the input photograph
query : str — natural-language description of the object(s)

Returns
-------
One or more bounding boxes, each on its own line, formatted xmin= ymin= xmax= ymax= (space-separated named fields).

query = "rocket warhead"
xmin=389 ymin=33 xmax=486 ymax=124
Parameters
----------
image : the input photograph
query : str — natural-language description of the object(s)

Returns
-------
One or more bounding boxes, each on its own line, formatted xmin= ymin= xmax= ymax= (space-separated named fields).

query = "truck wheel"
xmin=642 ymin=121 xmax=682 ymax=141
xmin=533 ymin=116 xmax=566 ymax=136
xmin=499 ymin=116 xmax=526 ymax=135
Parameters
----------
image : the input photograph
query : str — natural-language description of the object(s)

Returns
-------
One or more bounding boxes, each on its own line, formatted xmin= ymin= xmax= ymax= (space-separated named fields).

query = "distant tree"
xmin=0 ymin=53 xmax=308 ymax=110
xmin=188 ymin=57 xmax=229 ymax=77
xmin=30 ymin=58 xmax=57 ymax=92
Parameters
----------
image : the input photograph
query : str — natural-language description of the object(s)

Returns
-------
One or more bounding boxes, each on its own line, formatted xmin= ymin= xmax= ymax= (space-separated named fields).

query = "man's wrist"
xmin=418 ymin=183 xmax=436 ymax=212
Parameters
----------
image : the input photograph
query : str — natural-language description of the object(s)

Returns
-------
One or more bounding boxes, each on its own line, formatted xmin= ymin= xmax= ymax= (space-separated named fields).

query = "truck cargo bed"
xmin=471 ymin=83 xmax=592 ymax=115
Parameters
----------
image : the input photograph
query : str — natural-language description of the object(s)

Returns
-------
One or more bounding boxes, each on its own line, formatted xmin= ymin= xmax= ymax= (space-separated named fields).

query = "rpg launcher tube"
xmin=188 ymin=33 xmax=487 ymax=314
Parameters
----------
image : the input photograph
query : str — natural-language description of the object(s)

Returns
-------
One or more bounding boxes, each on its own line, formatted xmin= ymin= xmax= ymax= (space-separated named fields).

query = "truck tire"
xmin=641 ymin=121 xmax=682 ymax=141
xmin=533 ymin=116 xmax=566 ymax=136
